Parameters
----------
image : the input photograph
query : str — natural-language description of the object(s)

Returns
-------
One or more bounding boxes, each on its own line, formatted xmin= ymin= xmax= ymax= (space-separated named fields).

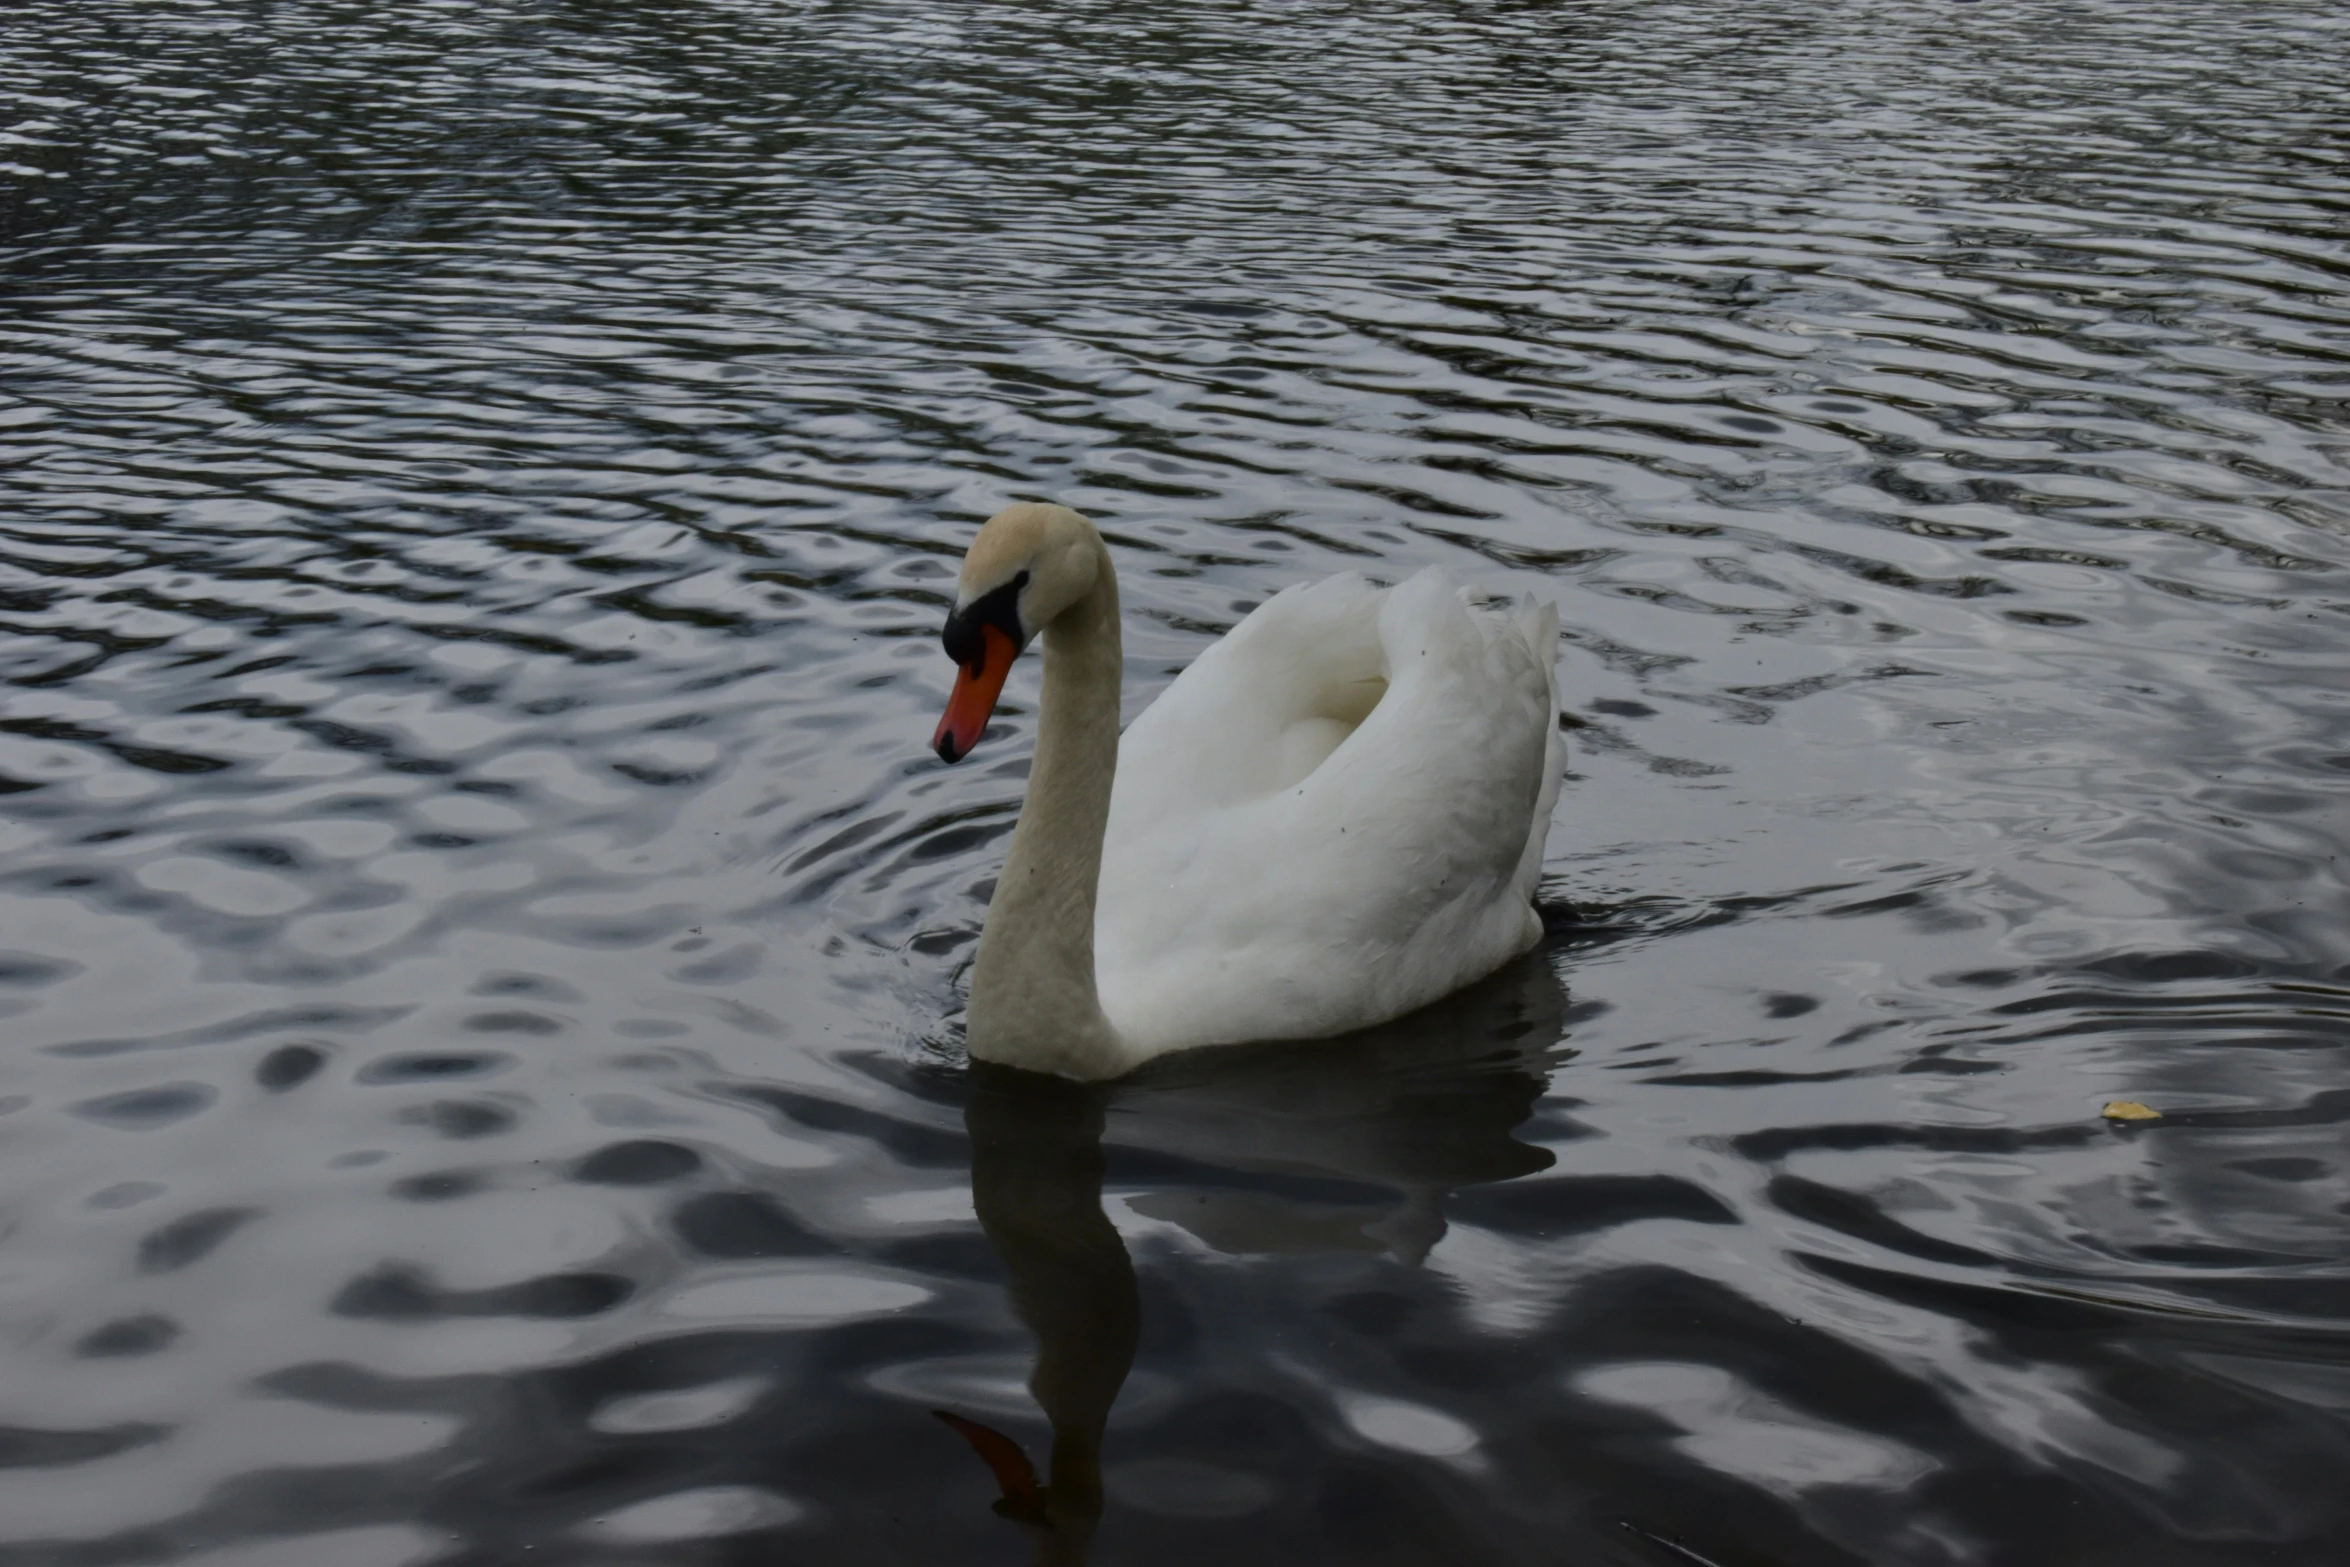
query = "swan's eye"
xmin=943 ymin=570 xmax=1030 ymax=671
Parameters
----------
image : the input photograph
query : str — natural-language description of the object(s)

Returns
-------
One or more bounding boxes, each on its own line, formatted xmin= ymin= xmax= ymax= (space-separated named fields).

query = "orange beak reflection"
xmin=933 ymin=623 xmax=1018 ymax=763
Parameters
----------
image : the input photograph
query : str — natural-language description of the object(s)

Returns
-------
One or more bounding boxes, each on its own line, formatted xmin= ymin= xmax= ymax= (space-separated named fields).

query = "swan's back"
xmin=1097 ymin=569 xmax=1561 ymax=1062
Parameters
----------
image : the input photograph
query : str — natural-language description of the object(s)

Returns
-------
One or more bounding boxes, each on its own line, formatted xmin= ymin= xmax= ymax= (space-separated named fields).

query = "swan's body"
xmin=933 ymin=504 xmax=1562 ymax=1081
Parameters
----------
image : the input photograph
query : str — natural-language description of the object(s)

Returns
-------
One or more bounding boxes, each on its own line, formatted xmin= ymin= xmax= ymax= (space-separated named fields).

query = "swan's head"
xmin=933 ymin=503 xmax=1101 ymax=764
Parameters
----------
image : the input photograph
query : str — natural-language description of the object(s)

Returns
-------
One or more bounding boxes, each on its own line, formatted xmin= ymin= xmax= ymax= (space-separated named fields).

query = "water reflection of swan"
xmin=937 ymin=949 xmax=1569 ymax=1561
xmin=930 ymin=503 xmax=1563 ymax=1080
xmin=943 ymin=1069 xmax=1136 ymax=1567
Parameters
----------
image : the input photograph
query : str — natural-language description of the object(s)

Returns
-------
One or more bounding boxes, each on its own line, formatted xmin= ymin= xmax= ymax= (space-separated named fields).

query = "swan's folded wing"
xmin=1098 ymin=570 xmax=1559 ymax=1055
xmin=1107 ymin=571 xmax=1388 ymax=830
xmin=1508 ymin=594 xmax=1564 ymax=907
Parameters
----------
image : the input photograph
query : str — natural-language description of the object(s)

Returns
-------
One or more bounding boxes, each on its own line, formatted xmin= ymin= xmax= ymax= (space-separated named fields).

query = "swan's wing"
xmin=1099 ymin=570 xmax=1560 ymax=1056
xmin=1108 ymin=571 xmax=1388 ymax=831
xmin=1508 ymin=594 xmax=1564 ymax=908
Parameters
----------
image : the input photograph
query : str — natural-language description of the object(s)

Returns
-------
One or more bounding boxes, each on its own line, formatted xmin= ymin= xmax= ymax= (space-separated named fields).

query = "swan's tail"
xmin=1507 ymin=596 xmax=1560 ymax=707
xmin=1384 ymin=574 xmax=1562 ymax=917
xmin=1506 ymin=595 xmax=1563 ymax=911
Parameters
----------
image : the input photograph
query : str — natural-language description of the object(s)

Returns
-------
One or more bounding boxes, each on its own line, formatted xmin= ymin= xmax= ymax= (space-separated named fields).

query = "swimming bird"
xmin=932 ymin=503 xmax=1562 ymax=1081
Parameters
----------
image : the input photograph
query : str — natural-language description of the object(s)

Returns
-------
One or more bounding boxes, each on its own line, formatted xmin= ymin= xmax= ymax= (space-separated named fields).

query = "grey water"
xmin=2 ymin=0 xmax=2347 ymax=1562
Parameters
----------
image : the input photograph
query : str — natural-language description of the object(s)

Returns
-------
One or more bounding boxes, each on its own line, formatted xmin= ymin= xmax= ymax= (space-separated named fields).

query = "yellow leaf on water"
xmin=2102 ymin=1100 xmax=2162 ymax=1122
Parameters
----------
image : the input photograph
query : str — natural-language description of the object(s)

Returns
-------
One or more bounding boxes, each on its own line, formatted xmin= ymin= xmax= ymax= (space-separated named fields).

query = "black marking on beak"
xmin=942 ymin=570 xmax=1029 ymax=671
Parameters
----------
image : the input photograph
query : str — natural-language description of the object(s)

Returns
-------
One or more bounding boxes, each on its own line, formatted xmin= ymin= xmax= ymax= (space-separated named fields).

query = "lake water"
xmin=3 ymin=1 xmax=2347 ymax=1562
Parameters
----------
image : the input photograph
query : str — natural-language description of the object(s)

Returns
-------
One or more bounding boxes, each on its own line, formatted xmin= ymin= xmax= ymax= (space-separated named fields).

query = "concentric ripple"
xmin=1 ymin=1 xmax=2346 ymax=1563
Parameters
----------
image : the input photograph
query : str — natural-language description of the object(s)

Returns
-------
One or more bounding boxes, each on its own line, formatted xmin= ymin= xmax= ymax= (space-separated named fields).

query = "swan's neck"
xmin=966 ymin=549 xmax=1125 ymax=1078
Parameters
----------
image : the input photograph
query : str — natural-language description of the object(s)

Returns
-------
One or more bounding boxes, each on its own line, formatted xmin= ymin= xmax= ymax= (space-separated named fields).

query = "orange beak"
xmin=933 ymin=623 xmax=1017 ymax=763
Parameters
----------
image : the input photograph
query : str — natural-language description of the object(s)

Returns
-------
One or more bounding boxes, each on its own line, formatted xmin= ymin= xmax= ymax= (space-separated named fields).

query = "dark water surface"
xmin=4 ymin=1 xmax=2349 ymax=1562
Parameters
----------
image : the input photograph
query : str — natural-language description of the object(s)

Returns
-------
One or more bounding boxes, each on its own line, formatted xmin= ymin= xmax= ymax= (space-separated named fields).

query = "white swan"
xmin=931 ymin=503 xmax=1563 ymax=1081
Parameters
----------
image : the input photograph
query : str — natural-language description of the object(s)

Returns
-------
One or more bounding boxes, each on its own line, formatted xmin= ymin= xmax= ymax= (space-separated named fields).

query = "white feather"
xmin=1093 ymin=568 xmax=1562 ymax=1062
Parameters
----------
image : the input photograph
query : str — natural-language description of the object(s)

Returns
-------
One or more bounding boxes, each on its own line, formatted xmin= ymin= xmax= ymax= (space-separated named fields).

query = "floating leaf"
xmin=2102 ymin=1100 xmax=2162 ymax=1122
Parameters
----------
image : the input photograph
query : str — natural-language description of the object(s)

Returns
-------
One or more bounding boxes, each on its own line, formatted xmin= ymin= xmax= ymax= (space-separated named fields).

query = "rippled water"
xmin=3 ymin=0 xmax=2348 ymax=1561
